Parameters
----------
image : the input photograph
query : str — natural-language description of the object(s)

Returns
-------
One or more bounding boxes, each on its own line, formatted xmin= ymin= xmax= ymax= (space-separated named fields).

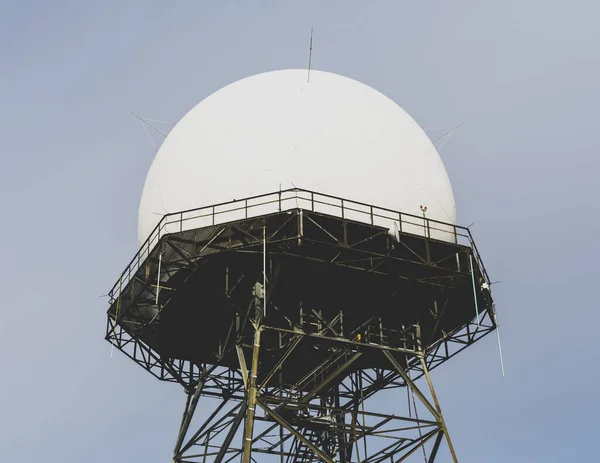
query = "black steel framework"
xmin=106 ymin=188 xmax=496 ymax=462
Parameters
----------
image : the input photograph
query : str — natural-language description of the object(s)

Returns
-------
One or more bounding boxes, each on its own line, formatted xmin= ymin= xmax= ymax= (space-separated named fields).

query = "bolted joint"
xmin=252 ymin=282 xmax=264 ymax=300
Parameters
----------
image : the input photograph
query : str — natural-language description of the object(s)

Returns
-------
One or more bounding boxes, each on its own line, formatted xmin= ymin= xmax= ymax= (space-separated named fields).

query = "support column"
xmin=242 ymin=282 xmax=264 ymax=463
xmin=173 ymin=380 xmax=204 ymax=461
xmin=420 ymin=356 xmax=459 ymax=463
xmin=382 ymin=347 xmax=460 ymax=462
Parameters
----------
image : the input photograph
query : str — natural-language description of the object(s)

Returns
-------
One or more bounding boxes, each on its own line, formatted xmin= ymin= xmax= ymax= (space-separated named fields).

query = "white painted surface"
xmin=138 ymin=69 xmax=456 ymax=245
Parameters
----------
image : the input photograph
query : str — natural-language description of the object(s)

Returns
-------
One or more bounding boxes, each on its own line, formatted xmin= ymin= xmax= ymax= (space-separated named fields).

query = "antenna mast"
xmin=307 ymin=27 xmax=314 ymax=83
xmin=130 ymin=112 xmax=168 ymax=137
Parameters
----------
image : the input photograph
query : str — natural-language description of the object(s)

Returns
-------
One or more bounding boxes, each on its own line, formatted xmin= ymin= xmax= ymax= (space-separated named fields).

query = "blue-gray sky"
xmin=1 ymin=1 xmax=599 ymax=462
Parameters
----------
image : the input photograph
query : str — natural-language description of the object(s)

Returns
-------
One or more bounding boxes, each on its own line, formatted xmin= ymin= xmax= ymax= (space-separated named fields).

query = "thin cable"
xmin=142 ymin=118 xmax=175 ymax=126
xmin=139 ymin=120 xmax=158 ymax=152
xmin=437 ymin=130 xmax=454 ymax=151
xmin=130 ymin=112 xmax=168 ymax=137
xmin=431 ymin=121 xmax=464 ymax=145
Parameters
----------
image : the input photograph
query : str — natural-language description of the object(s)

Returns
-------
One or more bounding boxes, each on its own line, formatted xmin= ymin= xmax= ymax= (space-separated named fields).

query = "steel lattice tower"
xmin=106 ymin=189 xmax=496 ymax=463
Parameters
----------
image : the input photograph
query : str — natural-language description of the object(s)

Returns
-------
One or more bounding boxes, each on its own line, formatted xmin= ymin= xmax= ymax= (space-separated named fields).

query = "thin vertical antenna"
xmin=130 ymin=112 xmax=168 ymax=137
xmin=493 ymin=306 xmax=506 ymax=378
xmin=430 ymin=121 xmax=464 ymax=145
xmin=496 ymin=327 xmax=506 ymax=379
xmin=307 ymin=27 xmax=314 ymax=83
xmin=130 ymin=112 xmax=168 ymax=153
xmin=469 ymin=255 xmax=481 ymax=325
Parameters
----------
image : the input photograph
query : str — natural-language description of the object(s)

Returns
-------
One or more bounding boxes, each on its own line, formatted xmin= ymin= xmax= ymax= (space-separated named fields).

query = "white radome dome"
xmin=138 ymin=69 xmax=456 ymax=246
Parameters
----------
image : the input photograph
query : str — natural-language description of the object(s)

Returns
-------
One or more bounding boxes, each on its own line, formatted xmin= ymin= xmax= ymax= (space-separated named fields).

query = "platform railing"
xmin=110 ymin=188 xmax=489 ymax=297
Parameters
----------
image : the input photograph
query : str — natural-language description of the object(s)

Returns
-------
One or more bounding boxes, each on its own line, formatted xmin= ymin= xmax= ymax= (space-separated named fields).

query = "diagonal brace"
xmin=257 ymin=398 xmax=335 ymax=463
xmin=382 ymin=350 xmax=440 ymax=420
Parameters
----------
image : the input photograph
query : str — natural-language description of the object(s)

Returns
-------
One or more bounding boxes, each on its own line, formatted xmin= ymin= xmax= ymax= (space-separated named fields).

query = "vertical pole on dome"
xmin=307 ymin=27 xmax=314 ymax=83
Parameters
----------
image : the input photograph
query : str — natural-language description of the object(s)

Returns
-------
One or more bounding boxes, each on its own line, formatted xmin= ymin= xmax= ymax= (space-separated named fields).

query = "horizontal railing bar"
xmin=109 ymin=188 xmax=483 ymax=294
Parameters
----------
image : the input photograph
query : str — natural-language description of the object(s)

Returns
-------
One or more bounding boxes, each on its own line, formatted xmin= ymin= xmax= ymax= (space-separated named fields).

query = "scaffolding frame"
xmin=106 ymin=190 xmax=496 ymax=462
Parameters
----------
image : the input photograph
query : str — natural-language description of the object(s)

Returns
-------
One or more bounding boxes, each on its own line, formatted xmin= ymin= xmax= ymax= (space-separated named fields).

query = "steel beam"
xmin=242 ymin=322 xmax=262 ymax=463
xmin=257 ymin=398 xmax=335 ymax=463
xmin=214 ymin=404 xmax=247 ymax=463
xmin=383 ymin=350 xmax=440 ymax=420
xmin=173 ymin=380 xmax=205 ymax=459
xmin=420 ymin=356 xmax=458 ymax=463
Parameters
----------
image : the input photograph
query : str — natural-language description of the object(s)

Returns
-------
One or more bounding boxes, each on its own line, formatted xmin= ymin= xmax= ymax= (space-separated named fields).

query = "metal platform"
xmin=105 ymin=188 xmax=497 ymax=463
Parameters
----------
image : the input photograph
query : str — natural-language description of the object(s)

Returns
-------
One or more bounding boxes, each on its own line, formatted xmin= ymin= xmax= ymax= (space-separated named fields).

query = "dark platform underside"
xmin=109 ymin=209 xmax=492 ymax=387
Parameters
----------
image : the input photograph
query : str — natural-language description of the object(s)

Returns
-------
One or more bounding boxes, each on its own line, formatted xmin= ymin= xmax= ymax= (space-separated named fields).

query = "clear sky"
xmin=1 ymin=1 xmax=599 ymax=462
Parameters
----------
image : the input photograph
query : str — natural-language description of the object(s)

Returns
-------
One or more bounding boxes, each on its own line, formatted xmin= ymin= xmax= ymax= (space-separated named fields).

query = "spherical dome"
xmin=138 ymin=69 xmax=456 ymax=245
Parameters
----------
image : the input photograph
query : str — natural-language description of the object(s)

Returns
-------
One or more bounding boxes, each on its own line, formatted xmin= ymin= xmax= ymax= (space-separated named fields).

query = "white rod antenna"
xmin=431 ymin=121 xmax=464 ymax=145
xmin=469 ymin=255 xmax=481 ymax=325
xmin=155 ymin=253 xmax=162 ymax=306
xmin=141 ymin=117 xmax=174 ymax=126
xmin=130 ymin=112 xmax=168 ymax=137
xmin=307 ymin=27 xmax=314 ymax=83
xmin=493 ymin=307 xmax=506 ymax=378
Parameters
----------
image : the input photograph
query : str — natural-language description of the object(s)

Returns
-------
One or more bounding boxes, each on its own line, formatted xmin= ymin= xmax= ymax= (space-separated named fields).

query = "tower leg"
xmin=384 ymin=349 xmax=459 ymax=462
xmin=171 ymin=309 xmax=462 ymax=463
xmin=173 ymin=379 xmax=204 ymax=461
xmin=242 ymin=285 xmax=263 ymax=463
xmin=427 ymin=431 xmax=445 ymax=463
xmin=420 ymin=357 xmax=459 ymax=463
